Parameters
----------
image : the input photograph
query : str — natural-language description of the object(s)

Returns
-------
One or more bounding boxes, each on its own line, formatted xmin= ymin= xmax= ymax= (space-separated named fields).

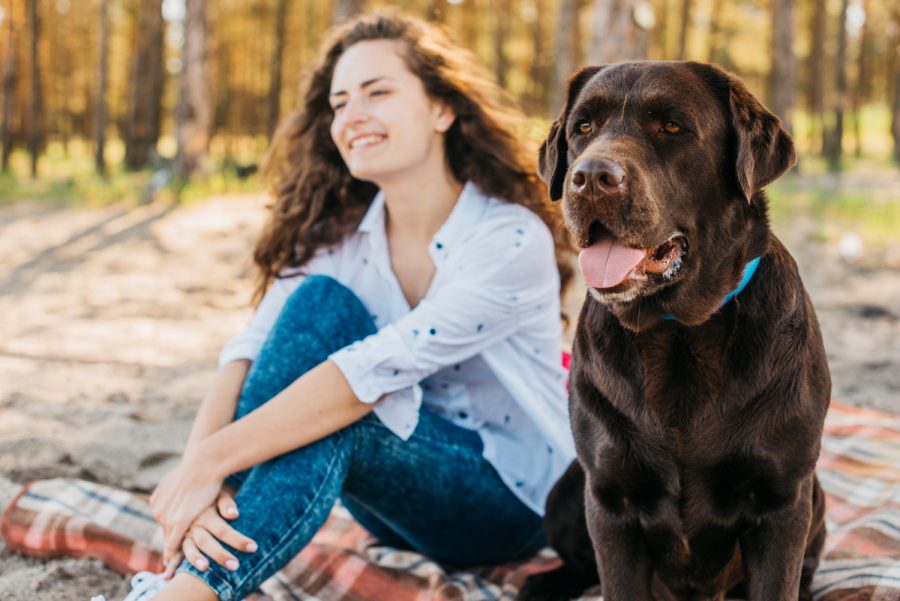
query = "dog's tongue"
xmin=578 ymin=234 xmax=647 ymax=289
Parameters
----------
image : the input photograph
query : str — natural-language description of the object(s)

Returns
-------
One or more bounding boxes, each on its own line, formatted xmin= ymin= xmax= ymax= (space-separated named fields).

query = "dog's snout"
xmin=570 ymin=157 xmax=626 ymax=196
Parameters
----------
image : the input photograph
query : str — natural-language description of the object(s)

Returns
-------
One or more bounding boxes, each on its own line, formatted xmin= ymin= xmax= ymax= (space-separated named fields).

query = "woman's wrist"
xmin=187 ymin=435 xmax=232 ymax=481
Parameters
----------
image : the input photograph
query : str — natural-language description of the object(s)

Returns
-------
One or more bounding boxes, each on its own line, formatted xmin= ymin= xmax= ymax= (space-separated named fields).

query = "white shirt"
xmin=218 ymin=181 xmax=576 ymax=514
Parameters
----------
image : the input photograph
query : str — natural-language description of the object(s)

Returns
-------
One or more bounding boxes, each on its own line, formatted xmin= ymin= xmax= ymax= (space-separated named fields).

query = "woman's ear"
xmin=433 ymin=101 xmax=457 ymax=133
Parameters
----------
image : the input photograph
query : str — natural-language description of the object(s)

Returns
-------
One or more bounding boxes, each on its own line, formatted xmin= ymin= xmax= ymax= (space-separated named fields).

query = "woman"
xmin=97 ymin=12 xmax=575 ymax=601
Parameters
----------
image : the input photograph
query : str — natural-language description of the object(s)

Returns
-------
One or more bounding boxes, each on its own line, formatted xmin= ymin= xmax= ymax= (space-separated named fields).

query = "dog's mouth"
xmin=577 ymin=221 xmax=686 ymax=291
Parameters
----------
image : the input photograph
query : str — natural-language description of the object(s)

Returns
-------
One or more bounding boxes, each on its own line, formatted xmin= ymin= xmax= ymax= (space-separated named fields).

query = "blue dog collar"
xmin=661 ymin=257 xmax=761 ymax=322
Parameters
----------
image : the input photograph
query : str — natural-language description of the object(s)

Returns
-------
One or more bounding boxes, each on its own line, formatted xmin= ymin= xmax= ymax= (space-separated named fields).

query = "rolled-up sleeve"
xmin=329 ymin=216 xmax=559 ymax=407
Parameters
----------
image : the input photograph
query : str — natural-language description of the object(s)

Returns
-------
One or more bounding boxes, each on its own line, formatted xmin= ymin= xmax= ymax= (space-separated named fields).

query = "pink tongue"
xmin=578 ymin=235 xmax=647 ymax=289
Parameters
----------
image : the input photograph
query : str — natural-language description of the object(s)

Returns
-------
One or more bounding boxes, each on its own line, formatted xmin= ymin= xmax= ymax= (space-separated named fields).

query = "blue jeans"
xmin=178 ymin=276 xmax=545 ymax=600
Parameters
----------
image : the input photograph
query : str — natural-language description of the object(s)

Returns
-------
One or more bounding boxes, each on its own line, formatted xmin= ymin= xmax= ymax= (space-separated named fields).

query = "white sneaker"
xmin=91 ymin=571 xmax=167 ymax=601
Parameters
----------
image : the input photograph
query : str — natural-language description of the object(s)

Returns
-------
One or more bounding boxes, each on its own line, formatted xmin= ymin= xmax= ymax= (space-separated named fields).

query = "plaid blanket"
xmin=2 ymin=401 xmax=898 ymax=601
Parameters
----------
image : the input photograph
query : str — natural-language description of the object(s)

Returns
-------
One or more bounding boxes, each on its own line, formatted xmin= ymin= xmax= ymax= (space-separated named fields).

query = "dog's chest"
xmin=580 ymin=418 xmax=788 ymax=525
xmin=576 ymin=322 xmax=799 ymax=559
xmin=582 ymin=426 xmax=789 ymax=588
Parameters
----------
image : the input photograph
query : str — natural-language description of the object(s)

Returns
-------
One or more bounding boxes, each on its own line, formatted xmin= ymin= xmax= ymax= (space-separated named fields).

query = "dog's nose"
xmin=570 ymin=157 xmax=626 ymax=196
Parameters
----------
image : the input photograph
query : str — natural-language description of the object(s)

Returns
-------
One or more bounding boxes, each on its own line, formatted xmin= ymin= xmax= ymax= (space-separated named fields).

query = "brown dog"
xmin=518 ymin=62 xmax=830 ymax=601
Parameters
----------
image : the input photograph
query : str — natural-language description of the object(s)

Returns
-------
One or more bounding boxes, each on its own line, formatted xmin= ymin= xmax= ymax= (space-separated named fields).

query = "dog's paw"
xmin=516 ymin=566 xmax=593 ymax=601
xmin=516 ymin=573 xmax=570 ymax=601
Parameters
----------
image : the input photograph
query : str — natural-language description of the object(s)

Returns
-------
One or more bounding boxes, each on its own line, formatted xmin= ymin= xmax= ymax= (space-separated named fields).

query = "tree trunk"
xmin=125 ymin=0 xmax=164 ymax=169
xmin=493 ymin=0 xmax=511 ymax=89
xmin=267 ymin=0 xmax=287 ymax=139
xmin=891 ymin=4 xmax=900 ymax=164
xmin=56 ymin=5 xmax=73 ymax=156
xmin=549 ymin=0 xmax=581 ymax=114
xmin=707 ymin=0 xmax=724 ymax=63
xmin=806 ymin=0 xmax=826 ymax=154
xmin=824 ymin=0 xmax=849 ymax=170
xmin=174 ymin=0 xmax=212 ymax=181
xmin=851 ymin=0 xmax=870 ymax=158
xmin=426 ymin=0 xmax=444 ymax=22
xmin=460 ymin=0 xmax=479 ymax=52
xmin=94 ymin=0 xmax=110 ymax=174
xmin=331 ymin=0 xmax=363 ymax=26
xmin=1 ymin=0 xmax=16 ymax=172
xmin=677 ymin=0 xmax=691 ymax=60
xmin=768 ymin=0 xmax=795 ymax=135
xmin=588 ymin=0 xmax=648 ymax=64
xmin=653 ymin=0 xmax=669 ymax=58
xmin=892 ymin=68 xmax=900 ymax=165
xmin=528 ymin=0 xmax=550 ymax=115
xmin=27 ymin=0 xmax=41 ymax=177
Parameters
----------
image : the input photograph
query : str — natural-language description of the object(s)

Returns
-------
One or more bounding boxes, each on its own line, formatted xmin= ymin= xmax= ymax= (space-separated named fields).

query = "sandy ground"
xmin=0 ymin=192 xmax=897 ymax=600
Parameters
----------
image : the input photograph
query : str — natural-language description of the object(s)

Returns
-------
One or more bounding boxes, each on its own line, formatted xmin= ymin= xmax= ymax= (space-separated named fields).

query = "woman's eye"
xmin=576 ymin=121 xmax=592 ymax=134
xmin=662 ymin=122 xmax=681 ymax=134
xmin=370 ymin=89 xmax=389 ymax=97
xmin=331 ymin=103 xmax=346 ymax=112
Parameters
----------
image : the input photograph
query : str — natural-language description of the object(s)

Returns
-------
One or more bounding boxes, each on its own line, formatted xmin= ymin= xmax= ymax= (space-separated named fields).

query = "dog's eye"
xmin=576 ymin=121 xmax=593 ymax=135
xmin=662 ymin=122 xmax=681 ymax=134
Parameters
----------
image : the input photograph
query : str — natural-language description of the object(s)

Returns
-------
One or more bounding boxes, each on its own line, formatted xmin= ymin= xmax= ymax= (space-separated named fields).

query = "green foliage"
xmin=768 ymin=175 xmax=900 ymax=247
xmin=0 ymin=138 xmax=261 ymax=207
xmin=793 ymin=105 xmax=897 ymax=166
xmin=1 ymin=150 xmax=146 ymax=207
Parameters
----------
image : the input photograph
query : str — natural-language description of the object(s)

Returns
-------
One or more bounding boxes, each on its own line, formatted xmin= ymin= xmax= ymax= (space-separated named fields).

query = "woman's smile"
xmin=348 ymin=133 xmax=387 ymax=151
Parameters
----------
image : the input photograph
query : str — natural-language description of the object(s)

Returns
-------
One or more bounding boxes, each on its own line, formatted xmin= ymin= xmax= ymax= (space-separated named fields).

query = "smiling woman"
xmin=90 ymin=11 xmax=577 ymax=601
xmin=328 ymin=42 xmax=457 ymax=190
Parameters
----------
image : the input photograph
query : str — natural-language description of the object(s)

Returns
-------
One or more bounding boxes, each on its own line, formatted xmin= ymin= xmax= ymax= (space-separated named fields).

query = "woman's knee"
xmin=279 ymin=275 xmax=376 ymax=347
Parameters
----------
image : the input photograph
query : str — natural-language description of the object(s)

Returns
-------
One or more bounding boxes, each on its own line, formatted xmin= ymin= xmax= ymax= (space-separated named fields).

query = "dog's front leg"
xmin=585 ymin=494 xmax=654 ymax=601
xmin=739 ymin=477 xmax=814 ymax=601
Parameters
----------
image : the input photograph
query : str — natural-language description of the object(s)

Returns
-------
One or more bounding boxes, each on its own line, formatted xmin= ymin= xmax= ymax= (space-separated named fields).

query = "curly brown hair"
xmin=254 ymin=11 xmax=574 ymax=312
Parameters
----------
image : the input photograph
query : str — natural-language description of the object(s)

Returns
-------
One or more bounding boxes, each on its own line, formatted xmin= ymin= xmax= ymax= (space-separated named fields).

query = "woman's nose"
xmin=340 ymin=97 xmax=370 ymax=125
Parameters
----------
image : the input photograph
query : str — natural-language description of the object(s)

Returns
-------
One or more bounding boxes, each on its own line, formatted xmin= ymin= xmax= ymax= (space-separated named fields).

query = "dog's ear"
xmin=539 ymin=66 xmax=603 ymax=201
xmin=726 ymin=73 xmax=796 ymax=202
xmin=686 ymin=62 xmax=796 ymax=203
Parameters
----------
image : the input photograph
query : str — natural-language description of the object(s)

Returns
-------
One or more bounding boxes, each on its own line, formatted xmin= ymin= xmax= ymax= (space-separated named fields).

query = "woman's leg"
xmin=340 ymin=410 xmax=546 ymax=567
xmin=224 ymin=274 xmax=377 ymax=490
xmin=166 ymin=275 xmax=544 ymax=600
xmin=171 ymin=275 xmax=378 ymax=601
xmin=156 ymin=406 xmax=545 ymax=601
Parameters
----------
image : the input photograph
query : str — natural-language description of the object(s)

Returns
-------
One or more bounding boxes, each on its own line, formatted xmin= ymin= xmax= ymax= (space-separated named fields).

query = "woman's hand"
xmin=162 ymin=488 xmax=258 ymax=577
xmin=150 ymin=447 xmax=227 ymax=566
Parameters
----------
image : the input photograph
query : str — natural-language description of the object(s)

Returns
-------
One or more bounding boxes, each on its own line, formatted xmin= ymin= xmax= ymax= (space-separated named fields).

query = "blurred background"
xmin=0 ymin=3 xmax=897 ymax=597
xmin=0 ymin=0 xmax=896 ymax=420
xmin=0 ymin=0 xmax=898 ymax=202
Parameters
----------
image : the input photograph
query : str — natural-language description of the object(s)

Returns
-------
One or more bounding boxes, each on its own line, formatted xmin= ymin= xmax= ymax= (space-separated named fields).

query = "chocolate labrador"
xmin=518 ymin=62 xmax=830 ymax=601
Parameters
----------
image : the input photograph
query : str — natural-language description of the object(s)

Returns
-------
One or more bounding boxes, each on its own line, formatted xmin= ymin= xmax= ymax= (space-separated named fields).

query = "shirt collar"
xmin=358 ymin=181 xmax=488 ymax=261
xmin=357 ymin=190 xmax=386 ymax=234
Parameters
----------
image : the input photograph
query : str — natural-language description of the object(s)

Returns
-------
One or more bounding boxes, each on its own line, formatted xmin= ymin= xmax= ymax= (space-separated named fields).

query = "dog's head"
xmin=540 ymin=62 xmax=795 ymax=329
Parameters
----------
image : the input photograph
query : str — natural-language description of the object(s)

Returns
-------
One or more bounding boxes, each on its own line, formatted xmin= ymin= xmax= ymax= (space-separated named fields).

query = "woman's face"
xmin=329 ymin=39 xmax=455 ymax=184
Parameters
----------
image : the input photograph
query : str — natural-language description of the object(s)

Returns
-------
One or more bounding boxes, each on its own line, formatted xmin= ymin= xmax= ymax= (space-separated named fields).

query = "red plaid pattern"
xmin=2 ymin=401 xmax=898 ymax=600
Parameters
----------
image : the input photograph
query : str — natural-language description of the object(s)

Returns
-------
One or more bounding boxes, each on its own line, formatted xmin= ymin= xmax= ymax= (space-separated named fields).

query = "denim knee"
xmin=178 ymin=427 xmax=357 ymax=601
xmin=278 ymin=275 xmax=376 ymax=349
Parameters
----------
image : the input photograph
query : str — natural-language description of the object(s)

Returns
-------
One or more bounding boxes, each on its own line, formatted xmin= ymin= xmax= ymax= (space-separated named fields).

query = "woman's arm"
xmin=184 ymin=359 xmax=251 ymax=453
xmin=198 ymin=359 xmax=371 ymax=477
xmin=150 ymin=358 xmax=373 ymax=559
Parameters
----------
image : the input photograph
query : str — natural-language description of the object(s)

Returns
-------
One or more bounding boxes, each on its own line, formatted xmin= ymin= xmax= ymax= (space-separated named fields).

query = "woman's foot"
xmin=91 ymin=571 xmax=167 ymax=601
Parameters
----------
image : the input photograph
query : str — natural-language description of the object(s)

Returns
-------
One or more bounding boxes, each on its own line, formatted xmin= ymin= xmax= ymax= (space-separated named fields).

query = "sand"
xmin=0 ymin=192 xmax=897 ymax=600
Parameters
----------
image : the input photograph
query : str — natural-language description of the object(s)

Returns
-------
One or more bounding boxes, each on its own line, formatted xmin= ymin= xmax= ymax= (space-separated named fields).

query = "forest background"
xmin=1 ymin=0 xmax=899 ymax=197
xmin=0 ymin=2 xmax=898 ymax=598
